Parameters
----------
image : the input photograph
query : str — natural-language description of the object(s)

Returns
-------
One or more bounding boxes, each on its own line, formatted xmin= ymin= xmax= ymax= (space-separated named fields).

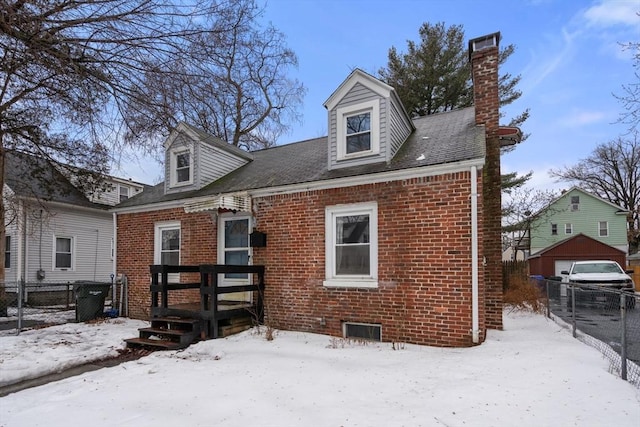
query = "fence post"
xmin=570 ymin=284 xmax=576 ymax=338
xmin=17 ymin=279 xmax=24 ymax=334
xmin=620 ymin=293 xmax=627 ymax=381
xmin=545 ymin=279 xmax=550 ymax=318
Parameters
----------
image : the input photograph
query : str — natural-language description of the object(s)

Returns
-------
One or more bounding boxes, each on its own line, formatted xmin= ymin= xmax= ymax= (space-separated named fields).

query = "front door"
xmin=218 ymin=214 xmax=252 ymax=302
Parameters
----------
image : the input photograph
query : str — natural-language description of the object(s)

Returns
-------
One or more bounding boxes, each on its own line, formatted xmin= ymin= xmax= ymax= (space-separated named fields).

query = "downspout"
xmin=471 ymin=166 xmax=480 ymax=343
xmin=112 ymin=212 xmax=117 ymax=282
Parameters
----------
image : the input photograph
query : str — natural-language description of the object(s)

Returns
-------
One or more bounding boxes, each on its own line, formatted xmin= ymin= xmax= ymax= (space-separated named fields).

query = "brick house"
xmin=114 ymin=32 xmax=519 ymax=347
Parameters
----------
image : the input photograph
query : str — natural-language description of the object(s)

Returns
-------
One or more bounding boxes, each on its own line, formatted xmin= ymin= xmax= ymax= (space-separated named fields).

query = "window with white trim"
xmin=119 ymin=185 xmax=129 ymax=203
xmin=324 ymin=202 xmax=378 ymax=288
xmin=598 ymin=221 xmax=609 ymax=237
xmin=570 ymin=195 xmax=580 ymax=211
xmin=565 ymin=223 xmax=573 ymax=235
xmin=336 ymin=100 xmax=380 ymax=160
xmin=551 ymin=223 xmax=558 ymax=236
xmin=154 ymin=222 xmax=181 ymax=265
xmin=54 ymin=236 xmax=74 ymax=270
xmin=169 ymin=147 xmax=194 ymax=187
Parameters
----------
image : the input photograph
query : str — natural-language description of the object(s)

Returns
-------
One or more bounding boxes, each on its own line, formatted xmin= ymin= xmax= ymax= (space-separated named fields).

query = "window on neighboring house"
xmin=324 ymin=202 xmax=378 ymax=288
xmin=570 ymin=195 xmax=580 ymax=211
xmin=551 ymin=224 xmax=558 ymax=235
xmin=565 ymin=223 xmax=573 ymax=234
xmin=119 ymin=186 xmax=129 ymax=203
xmin=336 ymin=100 xmax=380 ymax=160
xmin=54 ymin=236 xmax=73 ymax=270
xmin=169 ymin=148 xmax=194 ymax=187
xmin=599 ymin=221 xmax=609 ymax=237
xmin=4 ymin=236 xmax=10 ymax=269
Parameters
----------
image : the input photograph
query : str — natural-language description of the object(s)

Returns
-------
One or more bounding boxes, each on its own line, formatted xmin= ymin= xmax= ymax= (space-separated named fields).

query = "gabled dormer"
xmin=323 ymin=69 xmax=414 ymax=170
xmin=164 ymin=122 xmax=253 ymax=195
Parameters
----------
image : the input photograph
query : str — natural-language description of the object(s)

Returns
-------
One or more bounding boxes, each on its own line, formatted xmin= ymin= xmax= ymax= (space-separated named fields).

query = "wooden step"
xmin=138 ymin=327 xmax=200 ymax=345
xmin=124 ymin=337 xmax=187 ymax=351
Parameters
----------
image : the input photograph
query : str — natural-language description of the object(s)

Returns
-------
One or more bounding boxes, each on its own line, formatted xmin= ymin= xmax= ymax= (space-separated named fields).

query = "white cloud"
xmin=583 ymin=0 xmax=640 ymax=28
xmin=558 ymin=110 xmax=607 ymax=128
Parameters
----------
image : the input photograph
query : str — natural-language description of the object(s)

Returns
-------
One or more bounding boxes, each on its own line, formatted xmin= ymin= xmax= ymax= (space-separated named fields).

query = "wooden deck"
xmin=126 ymin=264 xmax=265 ymax=350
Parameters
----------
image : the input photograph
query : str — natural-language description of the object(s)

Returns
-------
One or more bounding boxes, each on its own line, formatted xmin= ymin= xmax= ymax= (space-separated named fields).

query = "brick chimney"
xmin=469 ymin=32 xmax=503 ymax=331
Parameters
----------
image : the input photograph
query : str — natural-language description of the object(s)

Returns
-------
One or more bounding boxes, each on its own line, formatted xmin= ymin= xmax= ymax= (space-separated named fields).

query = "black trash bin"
xmin=74 ymin=282 xmax=111 ymax=322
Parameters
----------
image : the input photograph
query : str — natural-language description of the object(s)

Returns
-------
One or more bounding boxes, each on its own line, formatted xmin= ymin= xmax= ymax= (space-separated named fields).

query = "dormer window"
xmin=336 ymin=100 xmax=380 ymax=160
xmin=170 ymin=147 xmax=194 ymax=187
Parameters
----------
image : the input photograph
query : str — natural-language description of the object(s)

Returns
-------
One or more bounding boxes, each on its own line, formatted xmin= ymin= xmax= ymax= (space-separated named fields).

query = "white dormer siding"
xmin=324 ymin=69 xmax=414 ymax=171
xmin=164 ymin=122 xmax=252 ymax=195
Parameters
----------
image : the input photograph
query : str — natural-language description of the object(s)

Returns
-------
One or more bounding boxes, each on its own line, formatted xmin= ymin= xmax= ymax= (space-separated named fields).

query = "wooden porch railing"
xmin=149 ymin=264 xmax=265 ymax=339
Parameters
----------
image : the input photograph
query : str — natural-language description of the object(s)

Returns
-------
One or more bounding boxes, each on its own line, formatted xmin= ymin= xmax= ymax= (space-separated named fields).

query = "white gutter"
xmin=470 ymin=166 xmax=480 ymax=343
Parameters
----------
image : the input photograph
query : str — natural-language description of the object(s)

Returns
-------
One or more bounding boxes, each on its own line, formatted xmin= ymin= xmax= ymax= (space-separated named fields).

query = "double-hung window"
xmin=551 ymin=224 xmax=558 ymax=236
xmin=336 ymin=100 xmax=380 ymax=160
xmin=155 ymin=222 xmax=181 ymax=265
xmin=169 ymin=147 xmax=194 ymax=187
xmin=324 ymin=202 xmax=378 ymax=288
xmin=598 ymin=221 xmax=609 ymax=237
xmin=54 ymin=236 xmax=73 ymax=270
xmin=119 ymin=186 xmax=129 ymax=203
xmin=565 ymin=223 xmax=573 ymax=235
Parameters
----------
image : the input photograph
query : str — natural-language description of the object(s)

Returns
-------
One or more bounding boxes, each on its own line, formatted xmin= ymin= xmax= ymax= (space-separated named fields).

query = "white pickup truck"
xmin=561 ymin=260 xmax=636 ymax=309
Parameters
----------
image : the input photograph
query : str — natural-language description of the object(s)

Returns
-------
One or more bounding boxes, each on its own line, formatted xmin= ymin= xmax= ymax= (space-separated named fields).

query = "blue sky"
xmin=121 ymin=0 xmax=639 ymax=190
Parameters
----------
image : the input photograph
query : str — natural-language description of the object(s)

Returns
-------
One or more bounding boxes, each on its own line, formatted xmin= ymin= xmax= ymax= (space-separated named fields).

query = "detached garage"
xmin=528 ymin=233 xmax=627 ymax=278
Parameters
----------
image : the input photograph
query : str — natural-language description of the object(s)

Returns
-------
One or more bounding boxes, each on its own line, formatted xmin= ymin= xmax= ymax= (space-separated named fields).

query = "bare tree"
xmin=124 ymin=0 xmax=305 ymax=151
xmin=0 ymin=0 xmax=293 ymax=283
xmin=616 ymin=37 xmax=639 ymax=131
xmin=502 ymin=187 xmax=558 ymax=260
xmin=550 ymin=133 xmax=640 ymax=254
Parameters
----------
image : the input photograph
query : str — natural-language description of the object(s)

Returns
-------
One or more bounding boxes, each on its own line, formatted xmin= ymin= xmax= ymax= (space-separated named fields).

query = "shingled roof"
xmin=117 ymin=106 xmax=484 ymax=209
xmin=5 ymin=150 xmax=108 ymax=210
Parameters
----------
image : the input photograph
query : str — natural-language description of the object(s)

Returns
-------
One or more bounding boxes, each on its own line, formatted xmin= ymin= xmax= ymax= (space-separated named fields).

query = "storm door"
xmin=218 ymin=214 xmax=252 ymax=302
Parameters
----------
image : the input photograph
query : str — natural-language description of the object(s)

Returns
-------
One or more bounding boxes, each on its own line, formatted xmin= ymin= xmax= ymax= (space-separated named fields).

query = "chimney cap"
xmin=468 ymin=32 xmax=501 ymax=60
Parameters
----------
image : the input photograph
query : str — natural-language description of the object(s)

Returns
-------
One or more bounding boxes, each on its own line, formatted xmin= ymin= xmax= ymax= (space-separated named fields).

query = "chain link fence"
xmin=0 ymin=279 xmax=126 ymax=335
xmin=533 ymin=277 xmax=640 ymax=387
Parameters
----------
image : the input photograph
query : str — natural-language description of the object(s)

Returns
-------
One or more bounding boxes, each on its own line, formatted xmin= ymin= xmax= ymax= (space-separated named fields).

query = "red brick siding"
xmin=252 ymin=172 xmax=485 ymax=347
xmin=116 ymin=208 xmax=218 ymax=319
xmin=117 ymin=171 xmax=487 ymax=347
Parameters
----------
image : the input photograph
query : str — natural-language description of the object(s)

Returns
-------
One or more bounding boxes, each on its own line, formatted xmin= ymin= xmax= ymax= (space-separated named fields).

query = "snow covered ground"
xmin=0 ymin=311 xmax=639 ymax=427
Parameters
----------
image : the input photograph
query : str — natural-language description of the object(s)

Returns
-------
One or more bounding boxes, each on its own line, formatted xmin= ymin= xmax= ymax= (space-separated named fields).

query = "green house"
xmin=529 ymin=187 xmax=629 ymax=255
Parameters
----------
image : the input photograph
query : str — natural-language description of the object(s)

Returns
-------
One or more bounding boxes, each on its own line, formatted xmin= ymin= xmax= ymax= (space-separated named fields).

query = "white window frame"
xmin=169 ymin=147 xmax=194 ymax=187
xmin=154 ymin=221 xmax=181 ymax=282
xmin=324 ymin=202 xmax=378 ymax=288
xmin=598 ymin=221 xmax=609 ymax=237
xmin=119 ymin=185 xmax=129 ymax=203
xmin=565 ymin=223 xmax=573 ymax=235
xmin=217 ymin=213 xmax=253 ymax=286
xmin=335 ymin=100 xmax=380 ymax=161
xmin=53 ymin=235 xmax=75 ymax=271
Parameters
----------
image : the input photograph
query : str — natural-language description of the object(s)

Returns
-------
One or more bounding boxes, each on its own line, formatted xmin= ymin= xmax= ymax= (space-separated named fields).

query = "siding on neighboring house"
xmin=25 ymin=205 xmax=113 ymax=283
xmin=530 ymin=188 xmax=628 ymax=255
xmin=90 ymin=180 xmax=144 ymax=206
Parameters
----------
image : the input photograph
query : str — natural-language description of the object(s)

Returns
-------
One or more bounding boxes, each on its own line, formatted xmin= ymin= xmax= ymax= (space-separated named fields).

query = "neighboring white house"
xmin=3 ymin=150 xmax=146 ymax=299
